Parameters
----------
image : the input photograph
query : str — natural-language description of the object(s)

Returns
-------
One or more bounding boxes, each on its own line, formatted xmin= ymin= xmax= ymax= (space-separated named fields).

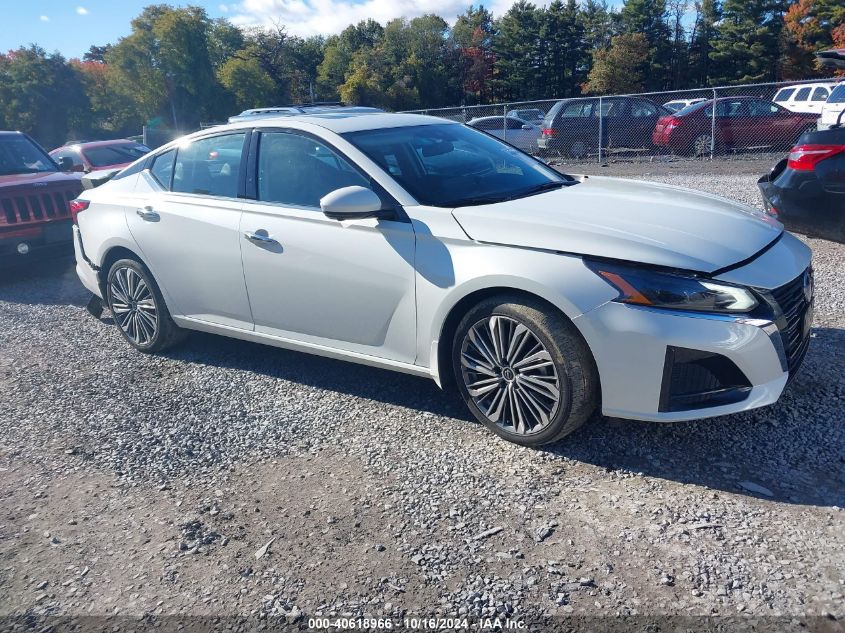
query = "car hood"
xmin=0 ymin=170 xmax=81 ymax=189
xmin=451 ymin=176 xmax=783 ymax=273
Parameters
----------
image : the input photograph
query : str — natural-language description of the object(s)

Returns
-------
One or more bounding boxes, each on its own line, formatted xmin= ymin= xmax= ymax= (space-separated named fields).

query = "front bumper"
xmin=0 ymin=220 xmax=73 ymax=259
xmin=575 ymin=235 xmax=813 ymax=422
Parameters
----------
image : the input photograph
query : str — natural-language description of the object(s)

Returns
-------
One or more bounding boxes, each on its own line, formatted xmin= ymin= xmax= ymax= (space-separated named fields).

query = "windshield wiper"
xmin=502 ymin=180 xmax=569 ymax=201
xmin=445 ymin=195 xmax=508 ymax=208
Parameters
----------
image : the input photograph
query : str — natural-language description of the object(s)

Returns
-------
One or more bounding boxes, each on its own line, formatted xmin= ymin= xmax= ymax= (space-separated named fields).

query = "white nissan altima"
xmin=70 ymin=111 xmax=813 ymax=446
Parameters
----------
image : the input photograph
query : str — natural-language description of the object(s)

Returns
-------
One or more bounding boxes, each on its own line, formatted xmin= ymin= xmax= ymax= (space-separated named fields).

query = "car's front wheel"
xmin=106 ymin=258 xmax=184 ymax=353
xmin=452 ymin=295 xmax=599 ymax=446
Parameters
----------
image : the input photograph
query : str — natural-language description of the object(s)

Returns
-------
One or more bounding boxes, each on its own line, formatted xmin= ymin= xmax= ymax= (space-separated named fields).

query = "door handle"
xmin=244 ymin=230 xmax=278 ymax=245
xmin=136 ymin=206 xmax=159 ymax=221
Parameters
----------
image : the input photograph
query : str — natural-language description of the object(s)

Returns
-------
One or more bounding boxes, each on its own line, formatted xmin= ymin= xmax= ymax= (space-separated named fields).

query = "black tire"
xmin=451 ymin=294 xmax=599 ymax=447
xmin=106 ymin=257 xmax=185 ymax=353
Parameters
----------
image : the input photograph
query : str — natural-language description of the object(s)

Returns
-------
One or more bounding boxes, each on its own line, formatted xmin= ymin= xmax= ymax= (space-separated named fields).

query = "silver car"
xmin=71 ymin=112 xmax=813 ymax=447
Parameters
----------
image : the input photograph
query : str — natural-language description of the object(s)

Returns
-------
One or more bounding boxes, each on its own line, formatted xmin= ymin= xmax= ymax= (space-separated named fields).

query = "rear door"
xmin=125 ymin=132 xmax=253 ymax=329
xmin=713 ymin=99 xmax=748 ymax=149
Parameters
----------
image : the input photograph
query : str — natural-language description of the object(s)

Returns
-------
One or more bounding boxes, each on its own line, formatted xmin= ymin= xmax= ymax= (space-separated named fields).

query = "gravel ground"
xmin=0 ymin=165 xmax=843 ymax=631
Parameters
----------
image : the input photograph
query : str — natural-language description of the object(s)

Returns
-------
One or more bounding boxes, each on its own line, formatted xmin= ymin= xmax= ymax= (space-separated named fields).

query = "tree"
xmin=781 ymin=0 xmax=845 ymax=79
xmin=493 ymin=1 xmax=543 ymax=100
xmin=452 ymin=6 xmax=496 ymax=103
xmin=540 ymin=0 xmax=587 ymax=98
xmin=583 ymin=32 xmax=651 ymax=94
xmin=620 ymin=0 xmax=673 ymax=90
xmin=217 ymin=57 xmax=276 ymax=111
xmin=688 ymin=0 xmax=721 ymax=86
xmin=709 ymin=0 xmax=787 ymax=84
xmin=0 ymin=46 xmax=89 ymax=148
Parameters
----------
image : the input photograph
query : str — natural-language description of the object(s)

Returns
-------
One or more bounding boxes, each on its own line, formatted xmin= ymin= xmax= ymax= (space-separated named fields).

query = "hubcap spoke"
xmin=460 ymin=315 xmax=562 ymax=436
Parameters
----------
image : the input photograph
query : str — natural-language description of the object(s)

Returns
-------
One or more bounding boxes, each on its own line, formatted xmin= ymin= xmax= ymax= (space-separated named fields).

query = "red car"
xmin=1 ymin=131 xmax=82 ymax=259
xmin=652 ymin=96 xmax=818 ymax=156
xmin=49 ymin=139 xmax=151 ymax=173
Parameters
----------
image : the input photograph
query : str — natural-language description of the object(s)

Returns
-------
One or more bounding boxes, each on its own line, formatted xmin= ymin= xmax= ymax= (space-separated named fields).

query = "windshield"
xmin=82 ymin=143 xmax=151 ymax=168
xmin=343 ymin=123 xmax=569 ymax=207
xmin=0 ymin=135 xmax=57 ymax=176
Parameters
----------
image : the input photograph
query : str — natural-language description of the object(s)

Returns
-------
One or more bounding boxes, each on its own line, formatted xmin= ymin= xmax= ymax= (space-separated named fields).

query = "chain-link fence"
xmin=404 ymin=78 xmax=842 ymax=163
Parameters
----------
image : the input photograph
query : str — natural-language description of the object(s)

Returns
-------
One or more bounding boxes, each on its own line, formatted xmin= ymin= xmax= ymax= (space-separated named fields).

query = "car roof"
xmin=53 ymin=139 xmax=142 ymax=151
xmin=209 ymin=112 xmax=456 ymax=135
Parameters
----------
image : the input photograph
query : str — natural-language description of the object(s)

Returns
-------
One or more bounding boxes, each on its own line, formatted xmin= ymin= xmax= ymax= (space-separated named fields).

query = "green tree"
xmin=583 ymin=32 xmax=651 ymax=93
xmin=709 ymin=0 xmax=787 ymax=83
xmin=620 ymin=0 xmax=673 ymax=90
xmin=217 ymin=57 xmax=276 ymax=111
xmin=541 ymin=0 xmax=587 ymax=97
xmin=0 ymin=46 xmax=89 ymax=148
xmin=688 ymin=0 xmax=721 ymax=86
xmin=493 ymin=1 xmax=543 ymax=100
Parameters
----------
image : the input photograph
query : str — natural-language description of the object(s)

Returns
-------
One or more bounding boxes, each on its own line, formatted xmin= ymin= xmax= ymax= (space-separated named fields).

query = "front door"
xmin=125 ymin=132 xmax=253 ymax=329
xmin=239 ymin=129 xmax=417 ymax=363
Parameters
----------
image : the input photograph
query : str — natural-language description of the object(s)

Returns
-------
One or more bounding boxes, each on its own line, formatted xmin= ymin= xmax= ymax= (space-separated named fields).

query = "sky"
xmin=1 ymin=0 xmax=626 ymax=60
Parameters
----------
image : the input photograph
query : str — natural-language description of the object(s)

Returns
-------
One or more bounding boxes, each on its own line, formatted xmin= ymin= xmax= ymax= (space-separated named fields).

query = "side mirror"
xmin=57 ymin=157 xmax=75 ymax=172
xmin=320 ymin=186 xmax=385 ymax=221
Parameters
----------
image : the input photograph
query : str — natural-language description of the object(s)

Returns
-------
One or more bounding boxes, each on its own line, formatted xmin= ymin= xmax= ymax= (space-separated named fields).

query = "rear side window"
xmin=774 ymin=88 xmax=795 ymax=102
xmin=811 ymin=87 xmax=829 ymax=102
xmin=794 ymin=87 xmax=811 ymax=102
xmin=562 ymin=102 xmax=593 ymax=118
xmin=630 ymin=101 xmax=657 ymax=117
xmin=150 ymin=149 xmax=176 ymax=189
xmin=172 ymin=133 xmax=246 ymax=198
xmin=748 ymin=100 xmax=780 ymax=116
xmin=828 ymin=84 xmax=845 ymax=104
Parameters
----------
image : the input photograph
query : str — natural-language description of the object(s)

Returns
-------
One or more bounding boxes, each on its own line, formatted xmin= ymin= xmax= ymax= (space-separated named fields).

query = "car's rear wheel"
xmin=691 ymin=133 xmax=715 ymax=157
xmin=106 ymin=258 xmax=184 ymax=353
xmin=569 ymin=140 xmax=589 ymax=159
xmin=452 ymin=295 xmax=599 ymax=446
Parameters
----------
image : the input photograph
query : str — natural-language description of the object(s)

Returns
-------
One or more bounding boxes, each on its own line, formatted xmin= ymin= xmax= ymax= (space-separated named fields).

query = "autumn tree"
xmin=583 ymin=32 xmax=651 ymax=94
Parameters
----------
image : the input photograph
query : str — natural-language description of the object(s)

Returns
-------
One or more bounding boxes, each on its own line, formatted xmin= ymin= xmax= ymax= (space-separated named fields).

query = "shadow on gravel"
xmin=0 ymin=252 xmax=84 ymax=307
xmin=543 ymin=326 xmax=845 ymax=508
xmin=167 ymin=323 xmax=844 ymax=508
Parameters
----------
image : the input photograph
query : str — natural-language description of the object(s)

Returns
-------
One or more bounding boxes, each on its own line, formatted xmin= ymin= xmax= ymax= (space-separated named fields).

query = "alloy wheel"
xmin=693 ymin=134 xmax=713 ymax=157
xmin=109 ymin=266 xmax=158 ymax=346
xmin=460 ymin=315 xmax=562 ymax=436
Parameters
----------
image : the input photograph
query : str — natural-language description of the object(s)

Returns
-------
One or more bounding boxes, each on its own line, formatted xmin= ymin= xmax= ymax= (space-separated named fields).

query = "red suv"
xmin=653 ymin=96 xmax=818 ymax=156
xmin=0 ymin=131 xmax=82 ymax=259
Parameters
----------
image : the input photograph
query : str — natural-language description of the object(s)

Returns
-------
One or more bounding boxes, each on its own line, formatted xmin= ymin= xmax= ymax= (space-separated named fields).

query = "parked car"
xmin=663 ymin=98 xmax=706 ymax=113
xmin=228 ymin=102 xmax=383 ymax=123
xmin=50 ymin=140 xmax=151 ymax=173
xmin=757 ymin=125 xmax=844 ymax=242
xmin=539 ymin=96 xmax=670 ymax=158
xmin=652 ymin=97 xmax=818 ymax=156
xmin=506 ymin=108 xmax=545 ymax=125
xmin=0 ymin=131 xmax=82 ymax=259
xmin=467 ymin=116 xmax=541 ymax=152
xmin=814 ymin=50 xmax=845 ymax=131
xmin=72 ymin=112 xmax=812 ymax=447
xmin=772 ymin=82 xmax=837 ymax=115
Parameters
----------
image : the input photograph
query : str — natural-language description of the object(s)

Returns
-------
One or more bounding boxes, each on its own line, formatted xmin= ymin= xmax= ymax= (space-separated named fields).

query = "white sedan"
xmin=70 ymin=111 xmax=812 ymax=446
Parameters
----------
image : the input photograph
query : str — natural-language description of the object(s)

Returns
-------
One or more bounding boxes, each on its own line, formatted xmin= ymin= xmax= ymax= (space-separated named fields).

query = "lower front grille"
xmin=768 ymin=268 xmax=813 ymax=378
xmin=0 ymin=189 xmax=76 ymax=225
xmin=659 ymin=346 xmax=752 ymax=412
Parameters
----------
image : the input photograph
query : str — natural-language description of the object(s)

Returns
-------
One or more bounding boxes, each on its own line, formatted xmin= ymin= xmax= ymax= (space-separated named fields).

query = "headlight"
xmin=586 ymin=260 xmax=758 ymax=313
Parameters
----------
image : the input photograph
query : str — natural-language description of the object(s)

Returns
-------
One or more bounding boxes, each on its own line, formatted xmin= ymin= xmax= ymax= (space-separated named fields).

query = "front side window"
xmin=257 ymin=131 xmax=369 ymax=208
xmin=630 ymin=101 xmax=657 ymax=118
xmin=0 ymin=135 xmax=56 ymax=175
xmin=344 ymin=123 xmax=570 ymax=208
xmin=172 ymin=133 xmax=246 ymax=198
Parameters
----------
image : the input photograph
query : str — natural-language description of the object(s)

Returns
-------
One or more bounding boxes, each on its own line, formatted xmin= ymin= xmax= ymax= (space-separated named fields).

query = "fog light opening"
xmin=16 ymin=242 xmax=30 ymax=255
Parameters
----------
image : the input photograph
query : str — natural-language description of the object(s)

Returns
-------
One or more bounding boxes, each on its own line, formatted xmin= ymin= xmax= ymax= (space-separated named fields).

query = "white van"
xmin=773 ymin=82 xmax=837 ymax=114
xmin=818 ymin=81 xmax=845 ymax=130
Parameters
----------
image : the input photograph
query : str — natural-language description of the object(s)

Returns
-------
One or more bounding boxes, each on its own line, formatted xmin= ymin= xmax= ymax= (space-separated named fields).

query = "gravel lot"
xmin=1 ymin=163 xmax=843 ymax=631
